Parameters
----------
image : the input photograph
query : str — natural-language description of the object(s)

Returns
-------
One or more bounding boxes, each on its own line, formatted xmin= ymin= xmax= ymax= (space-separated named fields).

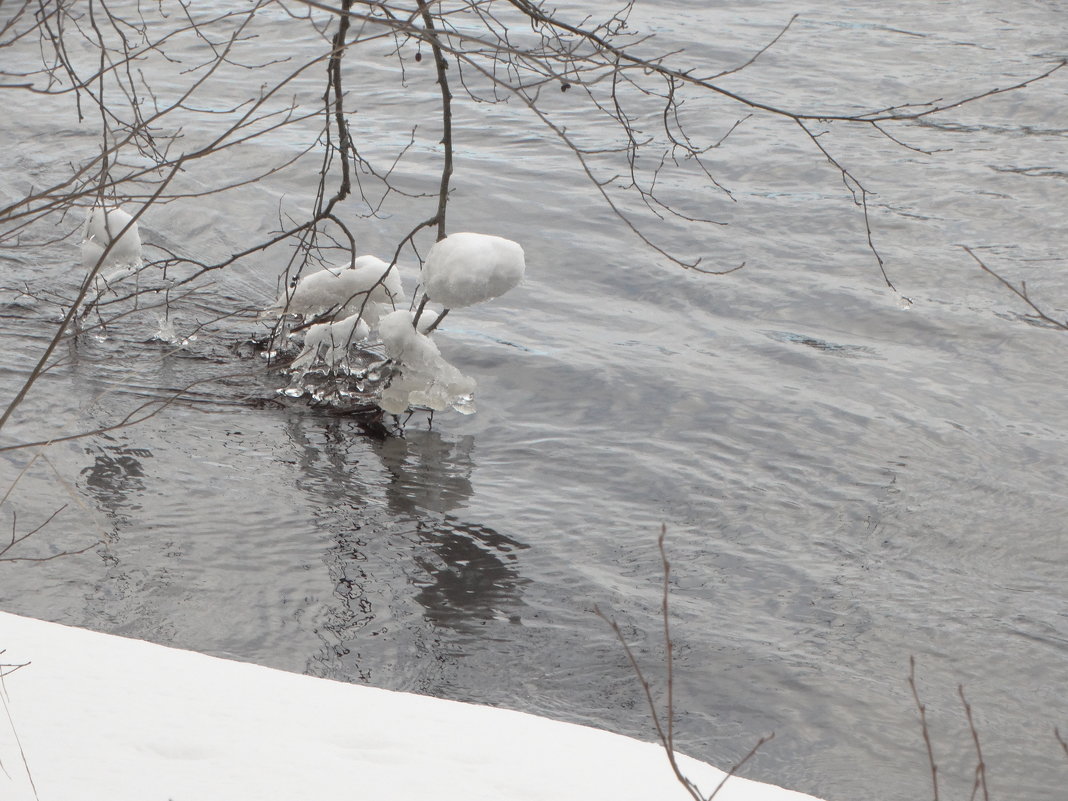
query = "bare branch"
xmin=909 ymin=657 xmax=940 ymax=801
xmin=1055 ymin=728 xmax=1068 ymax=762
xmin=598 ymin=527 xmax=772 ymax=800
xmin=416 ymin=0 xmax=454 ymax=242
xmin=958 ymin=685 xmax=989 ymax=801
xmin=963 ymin=246 xmax=1068 ymax=330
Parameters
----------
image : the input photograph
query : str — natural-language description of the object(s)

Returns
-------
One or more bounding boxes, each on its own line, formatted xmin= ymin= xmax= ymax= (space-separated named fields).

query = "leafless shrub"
xmin=610 ymin=536 xmax=1066 ymax=801
xmin=1 ymin=1 xmax=1062 ymax=444
xmin=0 ymin=451 xmax=104 ymax=562
xmin=0 ymin=649 xmax=37 ymax=799
xmin=908 ymin=663 xmax=990 ymax=801
xmin=907 ymin=657 xmax=1068 ymax=801
xmin=597 ymin=526 xmax=773 ymax=800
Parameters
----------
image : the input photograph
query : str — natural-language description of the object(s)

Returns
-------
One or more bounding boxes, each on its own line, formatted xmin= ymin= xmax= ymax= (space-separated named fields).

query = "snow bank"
xmin=0 ymin=612 xmax=823 ymax=801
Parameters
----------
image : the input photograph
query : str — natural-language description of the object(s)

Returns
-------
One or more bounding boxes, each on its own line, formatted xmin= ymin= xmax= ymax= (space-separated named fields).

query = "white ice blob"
xmin=421 ymin=232 xmax=525 ymax=309
xmin=268 ymin=255 xmax=405 ymax=325
xmin=377 ymin=309 xmax=476 ymax=415
xmin=81 ymin=205 xmax=142 ymax=272
xmin=380 ymin=309 xmax=443 ymax=367
xmin=291 ymin=312 xmax=371 ymax=370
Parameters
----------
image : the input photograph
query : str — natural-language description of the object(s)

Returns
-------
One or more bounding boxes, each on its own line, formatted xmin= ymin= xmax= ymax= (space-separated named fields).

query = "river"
xmin=1 ymin=2 xmax=1066 ymax=799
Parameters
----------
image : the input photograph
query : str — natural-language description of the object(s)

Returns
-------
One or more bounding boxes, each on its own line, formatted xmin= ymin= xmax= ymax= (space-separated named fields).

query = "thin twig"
xmin=0 ymin=657 xmax=38 ymax=800
xmin=416 ymin=0 xmax=454 ymax=242
xmin=963 ymin=246 xmax=1068 ymax=330
xmin=1054 ymin=727 xmax=1068 ymax=762
xmin=958 ymin=685 xmax=988 ymax=801
xmin=909 ymin=657 xmax=940 ymax=801
xmin=598 ymin=526 xmax=772 ymax=800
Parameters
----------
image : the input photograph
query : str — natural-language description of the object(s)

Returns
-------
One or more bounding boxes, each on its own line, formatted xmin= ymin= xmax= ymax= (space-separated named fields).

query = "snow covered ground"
xmin=0 ymin=612 xmax=823 ymax=801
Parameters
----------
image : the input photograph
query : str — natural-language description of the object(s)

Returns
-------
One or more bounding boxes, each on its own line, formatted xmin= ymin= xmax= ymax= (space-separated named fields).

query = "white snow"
xmin=379 ymin=308 xmax=444 ymax=367
xmin=377 ymin=309 xmax=477 ymax=414
xmin=421 ymin=232 xmax=525 ymax=308
xmin=291 ymin=312 xmax=371 ymax=369
xmin=0 ymin=611 xmax=824 ymax=801
xmin=80 ymin=205 xmax=142 ymax=272
xmin=268 ymin=255 xmax=406 ymax=324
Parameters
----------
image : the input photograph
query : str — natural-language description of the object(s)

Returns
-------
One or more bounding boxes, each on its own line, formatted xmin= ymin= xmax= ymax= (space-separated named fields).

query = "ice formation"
xmin=149 ymin=315 xmax=196 ymax=348
xmin=268 ymin=255 xmax=405 ymax=325
xmin=421 ymin=232 xmax=524 ymax=308
xmin=270 ymin=235 xmax=524 ymax=418
xmin=377 ymin=309 xmax=476 ymax=415
xmin=81 ymin=205 xmax=142 ymax=272
xmin=290 ymin=312 xmax=371 ymax=370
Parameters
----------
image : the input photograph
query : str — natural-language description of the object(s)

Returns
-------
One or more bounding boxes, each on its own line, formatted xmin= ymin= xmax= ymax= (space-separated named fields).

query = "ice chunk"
xmin=291 ymin=312 xmax=372 ymax=370
xmin=379 ymin=309 xmax=443 ymax=367
xmin=149 ymin=316 xmax=196 ymax=347
xmin=81 ymin=205 xmax=142 ymax=271
xmin=421 ymin=232 xmax=524 ymax=308
xmin=377 ymin=309 xmax=476 ymax=414
xmin=268 ymin=255 xmax=405 ymax=324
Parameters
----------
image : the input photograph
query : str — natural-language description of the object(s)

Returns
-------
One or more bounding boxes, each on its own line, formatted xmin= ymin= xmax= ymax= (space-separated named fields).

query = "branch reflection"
xmin=286 ymin=415 xmax=529 ymax=683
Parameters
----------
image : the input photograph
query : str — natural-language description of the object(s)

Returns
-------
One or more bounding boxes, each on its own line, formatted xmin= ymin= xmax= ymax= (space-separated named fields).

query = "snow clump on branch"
xmin=263 ymin=233 xmax=524 ymax=420
xmin=81 ymin=205 xmax=142 ymax=272
xmin=268 ymin=255 xmax=405 ymax=326
xmin=290 ymin=312 xmax=372 ymax=370
xmin=374 ymin=232 xmax=525 ymax=416
xmin=377 ymin=309 xmax=477 ymax=415
xmin=421 ymin=232 xmax=525 ymax=308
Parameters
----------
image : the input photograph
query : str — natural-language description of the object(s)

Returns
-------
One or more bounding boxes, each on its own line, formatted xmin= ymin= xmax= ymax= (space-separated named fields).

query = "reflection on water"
xmin=375 ymin=428 xmax=530 ymax=629
xmin=283 ymin=412 xmax=375 ymax=506
xmin=410 ymin=516 xmax=529 ymax=632
xmin=284 ymin=414 xmax=530 ymax=682
xmin=80 ymin=443 xmax=151 ymax=520
xmin=313 ymin=526 xmax=376 ymax=681
xmin=375 ymin=428 xmax=476 ymax=516
xmin=2 ymin=4 xmax=1067 ymax=798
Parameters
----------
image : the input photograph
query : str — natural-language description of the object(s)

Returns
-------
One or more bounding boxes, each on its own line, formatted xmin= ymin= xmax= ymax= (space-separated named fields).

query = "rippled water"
xmin=1 ymin=3 xmax=1066 ymax=800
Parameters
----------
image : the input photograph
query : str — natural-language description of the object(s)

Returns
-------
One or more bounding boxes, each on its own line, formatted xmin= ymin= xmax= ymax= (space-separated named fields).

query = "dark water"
xmin=2 ymin=3 xmax=1067 ymax=800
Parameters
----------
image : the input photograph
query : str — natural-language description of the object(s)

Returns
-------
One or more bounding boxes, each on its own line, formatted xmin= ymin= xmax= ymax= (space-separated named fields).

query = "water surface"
xmin=1 ymin=3 xmax=1066 ymax=800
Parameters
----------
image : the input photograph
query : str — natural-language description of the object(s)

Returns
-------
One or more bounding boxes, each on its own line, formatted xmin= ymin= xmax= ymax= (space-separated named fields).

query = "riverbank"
xmin=0 ymin=611 xmax=821 ymax=801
